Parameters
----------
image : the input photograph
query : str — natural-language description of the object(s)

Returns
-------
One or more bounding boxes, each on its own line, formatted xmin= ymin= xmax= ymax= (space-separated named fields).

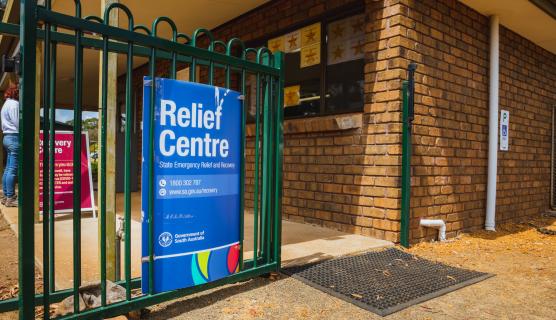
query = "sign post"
xmin=39 ymin=131 xmax=96 ymax=216
xmin=141 ymin=78 xmax=242 ymax=293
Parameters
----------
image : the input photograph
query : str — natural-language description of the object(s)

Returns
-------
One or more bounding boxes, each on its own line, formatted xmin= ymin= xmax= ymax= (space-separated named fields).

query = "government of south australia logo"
xmin=158 ymin=232 xmax=173 ymax=247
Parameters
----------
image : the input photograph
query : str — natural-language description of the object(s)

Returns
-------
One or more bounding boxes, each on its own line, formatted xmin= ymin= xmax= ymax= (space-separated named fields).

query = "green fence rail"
xmin=0 ymin=1 xmax=284 ymax=318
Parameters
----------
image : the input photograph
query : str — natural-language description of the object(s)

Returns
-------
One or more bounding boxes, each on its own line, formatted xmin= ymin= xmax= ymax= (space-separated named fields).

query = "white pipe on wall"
xmin=485 ymin=15 xmax=499 ymax=231
xmin=420 ymin=219 xmax=446 ymax=242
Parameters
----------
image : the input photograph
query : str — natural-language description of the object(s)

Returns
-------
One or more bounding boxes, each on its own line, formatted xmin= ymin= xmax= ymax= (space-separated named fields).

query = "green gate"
xmin=0 ymin=1 xmax=284 ymax=318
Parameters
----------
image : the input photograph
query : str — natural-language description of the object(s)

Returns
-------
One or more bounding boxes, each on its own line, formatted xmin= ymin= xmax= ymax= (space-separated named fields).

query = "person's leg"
xmin=2 ymin=136 xmax=10 ymax=203
xmin=2 ymin=165 xmax=6 ymax=199
xmin=4 ymin=135 xmax=18 ymax=206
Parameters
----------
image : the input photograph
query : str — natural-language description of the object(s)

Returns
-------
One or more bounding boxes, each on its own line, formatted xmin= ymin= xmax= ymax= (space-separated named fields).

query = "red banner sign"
xmin=39 ymin=131 xmax=95 ymax=215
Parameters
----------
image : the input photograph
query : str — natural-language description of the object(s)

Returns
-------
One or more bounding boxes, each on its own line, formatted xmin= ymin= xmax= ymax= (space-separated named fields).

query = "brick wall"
xmin=396 ymin=0 xmax=556 ymax=242
xmin=496 ymin=27 xmax=555 ymax=220
xmin=221 ymin=0 xmax=406 ymax=242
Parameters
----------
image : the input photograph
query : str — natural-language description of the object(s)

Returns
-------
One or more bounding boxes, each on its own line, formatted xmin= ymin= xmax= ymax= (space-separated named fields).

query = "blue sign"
xmin=141 ymin=78 xmax=242 ymax=293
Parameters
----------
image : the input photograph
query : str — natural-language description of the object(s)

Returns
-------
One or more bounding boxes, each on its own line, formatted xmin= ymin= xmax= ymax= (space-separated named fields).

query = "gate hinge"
xmin=1 ymin=53 xmax=21 ymax=76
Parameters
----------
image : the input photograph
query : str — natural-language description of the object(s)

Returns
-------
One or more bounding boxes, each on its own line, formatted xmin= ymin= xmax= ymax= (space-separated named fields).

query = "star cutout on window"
xmin=332 ymin=24 xmax=344 ymax=38
xmin=288 ymin=34 xmax=298 ymax=49
xmin=333 ymin=45 xmax=344 ymax=59
xmin=305 ymin=49 xmax=317 ymax=64
xmin=305 ymin=30 xmax=317 ymax=43
xmin=352 ymin=40 xmax=364 ymax=55
xmin=351 ymin=19 xmax=364 ymax=33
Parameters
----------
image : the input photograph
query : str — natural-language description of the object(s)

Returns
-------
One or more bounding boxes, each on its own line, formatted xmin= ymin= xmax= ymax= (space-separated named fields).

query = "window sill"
xmin=246 ymin=112 xmax=362 ymax=137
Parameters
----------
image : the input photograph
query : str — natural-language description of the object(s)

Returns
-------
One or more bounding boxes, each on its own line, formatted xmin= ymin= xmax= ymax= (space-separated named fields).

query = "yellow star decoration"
xmin=284 ymin=85 xmax=300 ymax=107
xmin=287 ymin=34 xmax=298 ymax=50
xmin=332 ymin=24 xmax=344 ymax=38
xmin=285 ymin=91 xmax=297 ymax=105
xmin=351 ymin=18 xmax=364 ymax=33
xmin=352 ymin=40 xmax=364 ymax=55
xmin=333 ymin=45 xmax=344 ymax=59
xmin=305 ymin=30 xmax=316 ymax=44
xmin=305 ymin=48 xmax=317 ymax=64
xmin=270 ymin=42 xmax=281 ymax=52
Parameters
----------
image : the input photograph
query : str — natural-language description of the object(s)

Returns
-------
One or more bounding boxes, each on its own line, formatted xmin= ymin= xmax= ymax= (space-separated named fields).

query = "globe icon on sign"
xmin=158 ymin=232 xmax=173 ymax=247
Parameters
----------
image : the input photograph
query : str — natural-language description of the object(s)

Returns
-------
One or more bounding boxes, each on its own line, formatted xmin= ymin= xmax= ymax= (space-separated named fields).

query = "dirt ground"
xmin=0 ymin=214 xmax=45 ymax=320
xmin=144 ymin=215 xmax=556 ymax=320
xmin=0 ymin=214 xmax=554 ymax=319
xmin=0 ymin=215 xmax=22 ymax=320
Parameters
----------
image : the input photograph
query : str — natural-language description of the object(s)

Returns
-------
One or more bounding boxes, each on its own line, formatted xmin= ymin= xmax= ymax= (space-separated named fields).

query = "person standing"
xmin=1 ymin=85 xmax=19 ymax=207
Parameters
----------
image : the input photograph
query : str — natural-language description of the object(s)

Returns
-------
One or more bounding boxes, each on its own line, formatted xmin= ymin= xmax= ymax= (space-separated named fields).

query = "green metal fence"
xmin=400 ymin=63 xmax=416 ymax=248
xmin=0 ymin=1 xmax=284 ymax=318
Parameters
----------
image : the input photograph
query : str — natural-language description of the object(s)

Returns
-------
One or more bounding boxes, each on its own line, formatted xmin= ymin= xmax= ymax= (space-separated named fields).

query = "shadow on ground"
xmin=144 ymin=275 xmax=284 ymax=319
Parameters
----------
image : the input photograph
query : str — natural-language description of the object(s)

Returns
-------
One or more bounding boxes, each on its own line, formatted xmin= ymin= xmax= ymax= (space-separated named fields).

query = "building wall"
xmin=396 ymin=0 xmax=556 ymax=242
xmin=214 ymin=0 xmax=404 ymax=242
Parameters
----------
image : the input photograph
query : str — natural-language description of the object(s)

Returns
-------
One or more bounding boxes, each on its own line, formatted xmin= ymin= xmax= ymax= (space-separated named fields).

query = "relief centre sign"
xmin=141 ymin=78 xmax=241 ymax=293
xmin=38 ymin=131 xmax=95 ymax=216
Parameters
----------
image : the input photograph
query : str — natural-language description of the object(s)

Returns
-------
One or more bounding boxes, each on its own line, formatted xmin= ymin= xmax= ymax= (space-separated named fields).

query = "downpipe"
xmin=420 ymin=219 xmax=446 ymax=242
xmin=485 ymin=15 xmax=499 ymax=231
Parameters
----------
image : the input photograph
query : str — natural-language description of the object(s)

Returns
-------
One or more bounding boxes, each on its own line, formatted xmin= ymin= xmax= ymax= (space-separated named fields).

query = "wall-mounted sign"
xmin=38 ymin=131 xmax=95 ymax=216
xmin=284 ymin=30 xmax=301 ymax=52
xmin=141 ymin=78 xmax=241 ymax=293
xmin=327 ymin=14 xmax=365 ymax=65
xmin=268 ymin=36 xmax=285 ymax=53
xmin=300 ymin=43 xmax=321 ymax=68
xmin=301 ymin=23 xmax=321 ymax=47
xmin=500 ymin=110 xmax=509 ymax=151
xmin=284 ymin=85 xmax=300 ymax=107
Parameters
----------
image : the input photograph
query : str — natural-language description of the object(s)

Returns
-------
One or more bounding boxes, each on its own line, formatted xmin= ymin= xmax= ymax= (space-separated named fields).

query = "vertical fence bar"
xmin=239 ymin=68 xmax=246 ymax=270
xmin=72 ymin=17 xmax=84 ymax=315
xmin=48 ymin=26 xmax=57 ymax=294
xmin=400 ymin=63 xmax=416 ymax=248
xmin=100 ymin=33 xmax=109 ymax=307
xmin=19 ymin=0 xmax=38 ymax=318
xmin=266 ymin=75 xmax=274 ymax=264
xmin=253 ymin=72 xmax=261 ymax=267
xmin=190 ymin=58 xmax=196 ymax=82
xmin=400 ymin=81 xmax=409 ymax=248
xmin=124 ymin=40 xmax=134 ymax=301
xmin=209 ymin=59 xmax=214 ymax=85
xmin=261 ymin=72 xmax=270 ymax=264
xmin=225 ymin=65 xmax=230 ymax=88
xmin=42 ymin=10 xmax=52 ymax=318
xmin=148 ymin=46 xmax=157 ymax=295
xmin=170 ymin=52 xmax=177 ymax=79
xmin=273 ymin=52 xmax=284 ymax=266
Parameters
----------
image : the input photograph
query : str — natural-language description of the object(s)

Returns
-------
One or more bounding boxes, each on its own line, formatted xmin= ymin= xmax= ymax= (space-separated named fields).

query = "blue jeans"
xmin=2 ymin=135 xmax=18 ymax=197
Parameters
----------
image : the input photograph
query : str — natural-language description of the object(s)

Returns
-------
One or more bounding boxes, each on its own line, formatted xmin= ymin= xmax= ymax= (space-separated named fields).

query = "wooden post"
xmin=98 ymin=0 xmax=118 ymax=280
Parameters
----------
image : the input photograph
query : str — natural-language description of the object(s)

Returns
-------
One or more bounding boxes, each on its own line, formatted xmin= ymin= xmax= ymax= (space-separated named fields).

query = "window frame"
xmin=246 ymin=1 xmax=366 ymax=119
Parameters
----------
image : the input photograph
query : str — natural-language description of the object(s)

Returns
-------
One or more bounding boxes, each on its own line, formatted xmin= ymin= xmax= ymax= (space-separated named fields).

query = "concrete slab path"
xmin=1 ymin=194 xmax=392 ymax=290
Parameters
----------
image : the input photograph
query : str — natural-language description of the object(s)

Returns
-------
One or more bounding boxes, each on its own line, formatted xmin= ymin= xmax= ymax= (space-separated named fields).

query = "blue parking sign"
xmin=141 ymin=78 xmax=242 ymax=293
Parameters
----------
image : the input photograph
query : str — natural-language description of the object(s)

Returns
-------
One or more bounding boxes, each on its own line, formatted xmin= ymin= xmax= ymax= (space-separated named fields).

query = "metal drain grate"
xmin=282 ymin=248 xmax=493 ymax=316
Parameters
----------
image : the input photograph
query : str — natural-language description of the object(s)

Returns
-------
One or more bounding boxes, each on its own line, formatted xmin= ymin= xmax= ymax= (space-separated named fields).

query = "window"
xmin=263 ymin=12 xmax=365 ymax=119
